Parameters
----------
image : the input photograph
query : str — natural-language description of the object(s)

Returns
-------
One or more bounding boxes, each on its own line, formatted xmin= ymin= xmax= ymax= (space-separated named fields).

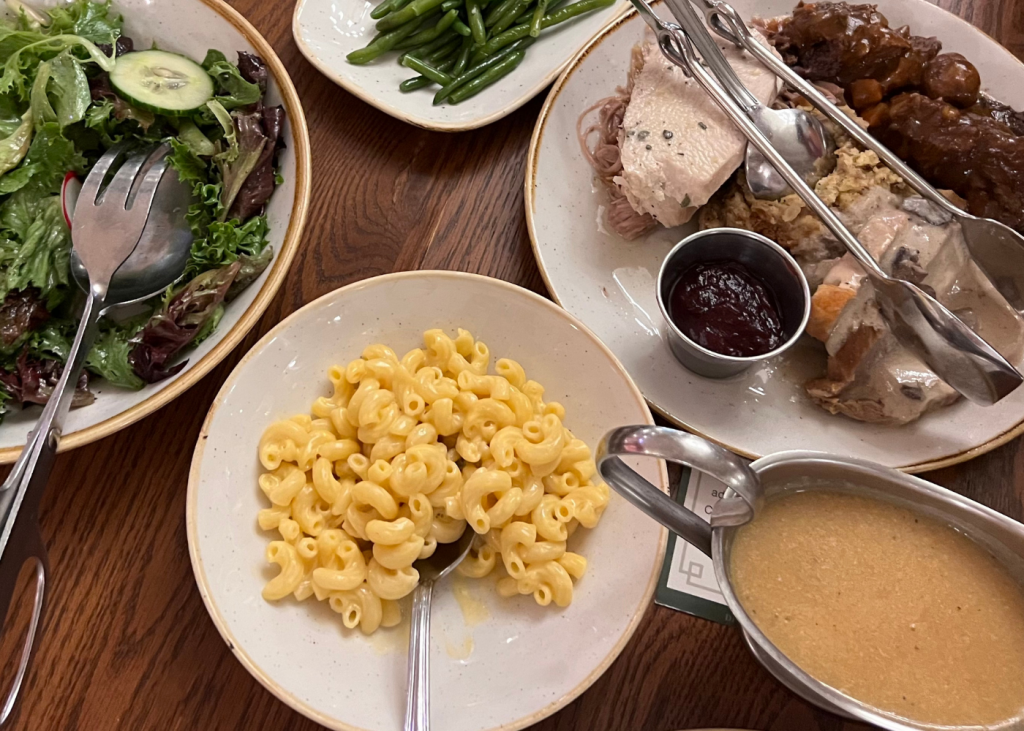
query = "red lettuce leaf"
xmin=128 ymin=261 xmax=240 ymax=383
xmin=227 ymin=104 xmax=286 ymax=222
xmin=0 ymin=350 xmax=93 ymax=407
xmin=0 ymin=288 xmax=48 ymax=347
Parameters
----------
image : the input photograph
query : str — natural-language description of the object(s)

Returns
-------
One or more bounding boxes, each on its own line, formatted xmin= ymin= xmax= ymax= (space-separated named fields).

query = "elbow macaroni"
xmin=255 ymin=328 xmax=610 ymax=634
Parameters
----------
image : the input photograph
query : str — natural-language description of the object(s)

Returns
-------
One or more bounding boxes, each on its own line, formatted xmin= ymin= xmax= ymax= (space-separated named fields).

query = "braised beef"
xmin=768 ymin=2 xmax=1024 ymax=233
xmin=878 ymin=93 xmax=1024 ymax=232
xmin=922 ymin=53 xmax=980 ymax=107
xmin=768 ymin=2 xmax=940 ymax=87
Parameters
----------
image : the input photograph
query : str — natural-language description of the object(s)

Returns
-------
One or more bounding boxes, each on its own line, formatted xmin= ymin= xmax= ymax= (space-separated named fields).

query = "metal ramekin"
xmin=657 ymin=228 xmax=811 ymax=378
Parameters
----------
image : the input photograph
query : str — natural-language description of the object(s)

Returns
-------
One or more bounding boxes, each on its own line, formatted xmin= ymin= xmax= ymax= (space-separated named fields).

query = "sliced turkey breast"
xmin=614 ymin=27 xmax=779 ymax=227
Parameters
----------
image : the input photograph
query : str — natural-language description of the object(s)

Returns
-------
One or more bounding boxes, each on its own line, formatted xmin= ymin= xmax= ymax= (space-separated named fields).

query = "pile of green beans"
xmin=346 ymin=0 xmax=615 ymax=104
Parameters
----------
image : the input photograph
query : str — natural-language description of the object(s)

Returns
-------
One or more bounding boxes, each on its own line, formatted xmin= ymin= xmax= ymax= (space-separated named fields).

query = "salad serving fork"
xmin=629 ymin=0 xmax=1024 ymax=406
xmin=0 ymin=143 xmax=192 ymax=722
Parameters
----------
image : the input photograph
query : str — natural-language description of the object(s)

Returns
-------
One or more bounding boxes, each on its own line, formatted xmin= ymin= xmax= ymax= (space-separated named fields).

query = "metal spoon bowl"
xmin=660 ymin=0 xmax=836 ymax=197
xmin=69 ymin=152 xmax=193 ymax=307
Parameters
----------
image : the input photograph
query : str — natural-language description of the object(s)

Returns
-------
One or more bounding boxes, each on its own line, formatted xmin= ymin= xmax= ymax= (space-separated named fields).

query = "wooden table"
xmin=4 ymin=0 xmax=1023 ymax=728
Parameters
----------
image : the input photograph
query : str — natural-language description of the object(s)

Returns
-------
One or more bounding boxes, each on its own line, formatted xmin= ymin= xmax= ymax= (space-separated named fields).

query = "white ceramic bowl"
xmin=292 ymin=0 xmax=629 ymax=131
xmin=0 ymin=0 xmax=311 ymax=463
xmin=525 ymin=0 xmax=1024 ymax=472
xmin=187 ymin=271 xmax=667 ymax=731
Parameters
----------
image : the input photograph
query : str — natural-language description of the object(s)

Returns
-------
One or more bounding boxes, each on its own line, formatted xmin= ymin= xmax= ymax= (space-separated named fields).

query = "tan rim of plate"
xmin=290 ymin=0 xmax=631 ymax=132
xmin=186 ymin=270 xmax=669 ymax=731
xmin=0 ymin=0 xmax=313 ymax=465
xmin=523 ymin=5 xmax=1024 ymax=474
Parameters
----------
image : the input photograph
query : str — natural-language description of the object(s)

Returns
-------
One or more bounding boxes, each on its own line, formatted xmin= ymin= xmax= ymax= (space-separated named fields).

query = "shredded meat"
xmin=577 ymin=44 xmax=657 ymax=240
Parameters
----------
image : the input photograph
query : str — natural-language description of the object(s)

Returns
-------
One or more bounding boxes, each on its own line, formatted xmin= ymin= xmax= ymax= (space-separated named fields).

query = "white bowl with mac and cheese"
xmin=186 ymin=271 xmax=667 ymax=731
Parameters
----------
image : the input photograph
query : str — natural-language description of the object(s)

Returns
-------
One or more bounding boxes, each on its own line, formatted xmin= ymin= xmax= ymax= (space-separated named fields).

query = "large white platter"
xmin=525 ymin=0 xmax=1024 ymax=471
xmin=187 ymin=271 xmax=667 ymax=731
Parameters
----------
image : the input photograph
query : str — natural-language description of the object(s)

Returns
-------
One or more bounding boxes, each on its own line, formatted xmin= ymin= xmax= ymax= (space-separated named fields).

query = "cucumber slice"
xmin=109 ymin=50 xmax=214 ymax=115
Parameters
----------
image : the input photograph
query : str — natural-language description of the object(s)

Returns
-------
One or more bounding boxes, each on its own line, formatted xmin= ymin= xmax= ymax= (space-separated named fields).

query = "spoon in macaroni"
xmin=404 ymin=530 xmax=475 ymax=731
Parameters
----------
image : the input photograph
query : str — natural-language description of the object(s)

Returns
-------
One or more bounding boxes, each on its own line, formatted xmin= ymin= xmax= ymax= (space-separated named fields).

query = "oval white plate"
xmin=0 ymin=0 xmax=311 ymax=462
xmin=292 ymin=0 xmax=629 ymax=131
xmin=526 ymin=0 xmax=1024 ymax=472
xmin=187 ymin=271 xmax=667 ymax=731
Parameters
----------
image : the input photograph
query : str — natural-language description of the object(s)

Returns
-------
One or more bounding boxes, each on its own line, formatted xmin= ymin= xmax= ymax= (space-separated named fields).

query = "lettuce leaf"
xmin=0 ymin=193 xmax=71 ymax=308
xmin=45 ymin=0 xmax=122 ymax=45
xmin=0 ymin=121 xmax=85 ymax=195
xmin=0 ymin=107 xmax=31 ymax=178
xmin=202 ymin=49 xmax=261 ymax=110
xmin=29 ymin=51 xmax=89 ymax=131
xmin=86 ymin=322 xmax=144 ymax=389
xmin=129 ymin=261 xmax=240 ymax=382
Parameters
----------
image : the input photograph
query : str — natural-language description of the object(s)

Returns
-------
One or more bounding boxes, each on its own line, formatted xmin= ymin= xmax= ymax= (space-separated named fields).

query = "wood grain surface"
xmin=2 ymin=0 xmax=1023 ymax=729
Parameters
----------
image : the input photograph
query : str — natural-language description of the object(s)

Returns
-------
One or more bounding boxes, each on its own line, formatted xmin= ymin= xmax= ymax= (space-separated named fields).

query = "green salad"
xmin=0 ymin=0 xmax=286 ymax=420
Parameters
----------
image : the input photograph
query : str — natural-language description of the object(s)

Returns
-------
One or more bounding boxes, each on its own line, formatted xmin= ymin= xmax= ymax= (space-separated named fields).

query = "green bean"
xmin=484 ymin=0 xmax=518 ymax=26
xmin=425 ymin=36 xmax=462 ymax=62
xmin=452 ymin=40 xmax=472 ymax=76
xmin=403 ymin=27 xmax=459 ymax=59
xmin=434 ymin=36 xmax=534 ymax=103
xmin=402 ymin=54 xmax=454 ymax=85
xmin=529 ymin=0 xmax=548 ymax=36
xmin=471 ymin=0 xmax=610 ymax=61
xmin=399 ymin=57 xmax=456 ymax=91
xmin=492 ymin=0 xmax=532 ymax=35
xmin=376 ymin=0 xmax=446 ymax=32
xmin=394 ymin=9 xmax=458 ymax=49
xmin=448 ymin=50 xmax=524 ymax=103
xmin=370 ymin=0 xmax=399 ymax=20
xmin=452 ymin=19 xmax=472 ymax=36
xmin=441 ymin=0 xmax=462 ymax=10
xmin=399 ymin=75 xmax=434 ymax=92
xmin=466 ymin=0 xmax=487 ymax=45
xmin=347 ymin=20 xmax=422 ymax=64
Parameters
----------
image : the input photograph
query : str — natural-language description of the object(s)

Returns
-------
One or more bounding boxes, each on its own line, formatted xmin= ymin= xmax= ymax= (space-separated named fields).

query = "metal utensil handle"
xmin=0 ymin=512 xmax=46 ymax=727
xmin=1 ymin=292 xmax=102 ymax=496
xmin=661 ymin=0 xmax=759 ymax=110
xmin=659 ymin=29 xmax=886 ymax=278
xmin=596 ymin=426 xmax=762 ymax=557
xmin=404 ymin=581 xmax=433 ymax=731
xmin=701 ymin=0 xmax=964 ymax=220
xmin=0 ymin=292 xmax=99 ymax=724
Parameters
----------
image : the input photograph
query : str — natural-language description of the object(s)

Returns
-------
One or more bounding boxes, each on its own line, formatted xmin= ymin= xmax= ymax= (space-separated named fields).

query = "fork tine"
xmin=78 ymin=142 xmax=128 ymax=208
xmin=99 ymin=147 xmax=154 ymax=210
xmin=120 ymin=145 xmax=173 ymax=230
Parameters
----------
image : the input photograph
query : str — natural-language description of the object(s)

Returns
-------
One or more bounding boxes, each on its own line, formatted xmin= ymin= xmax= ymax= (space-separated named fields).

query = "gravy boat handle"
xmin=596 ymin=426 xmax=762 ymax=557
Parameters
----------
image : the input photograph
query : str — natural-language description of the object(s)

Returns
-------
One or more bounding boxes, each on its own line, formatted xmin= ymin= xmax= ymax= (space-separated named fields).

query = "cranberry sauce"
xmin=668 ymin=260 xmax=785 ymax=357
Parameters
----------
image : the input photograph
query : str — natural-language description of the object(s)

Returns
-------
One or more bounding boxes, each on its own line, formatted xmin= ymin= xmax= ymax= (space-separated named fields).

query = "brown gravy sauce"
xmin=730 ymin=490 xmax=1024 ymax=727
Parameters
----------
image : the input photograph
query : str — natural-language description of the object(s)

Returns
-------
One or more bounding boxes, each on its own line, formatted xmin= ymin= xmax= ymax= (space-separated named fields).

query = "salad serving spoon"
xmin=688 ymin=0 xmax=1024 ymax=313
xmin=0 ymin=142 xmax=192 ymax=723
xmin=404 ymin=530 xmax=475 ymax=731
xmin=630 ymin=0 xmax=1023 ymax=406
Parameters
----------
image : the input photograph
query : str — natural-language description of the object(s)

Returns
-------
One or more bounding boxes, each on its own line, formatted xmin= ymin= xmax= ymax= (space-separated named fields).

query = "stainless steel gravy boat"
xmin=596 ymin=426 xmax=1024 ymax=731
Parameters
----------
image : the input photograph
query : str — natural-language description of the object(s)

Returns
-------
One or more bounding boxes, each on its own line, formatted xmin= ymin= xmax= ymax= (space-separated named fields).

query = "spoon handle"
xmin=404 ymin=581 xmax=434 ymax=731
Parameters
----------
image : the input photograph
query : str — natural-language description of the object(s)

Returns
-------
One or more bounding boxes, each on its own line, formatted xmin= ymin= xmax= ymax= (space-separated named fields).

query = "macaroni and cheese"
xmin=256 ymin=328 xmax=609 ymax=634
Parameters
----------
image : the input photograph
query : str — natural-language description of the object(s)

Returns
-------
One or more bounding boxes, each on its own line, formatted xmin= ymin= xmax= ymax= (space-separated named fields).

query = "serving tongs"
xmin=629 ymin=0 xmax=1023 ymax=405
xmin=680 ymin=0 xmax=1024 ymax=315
